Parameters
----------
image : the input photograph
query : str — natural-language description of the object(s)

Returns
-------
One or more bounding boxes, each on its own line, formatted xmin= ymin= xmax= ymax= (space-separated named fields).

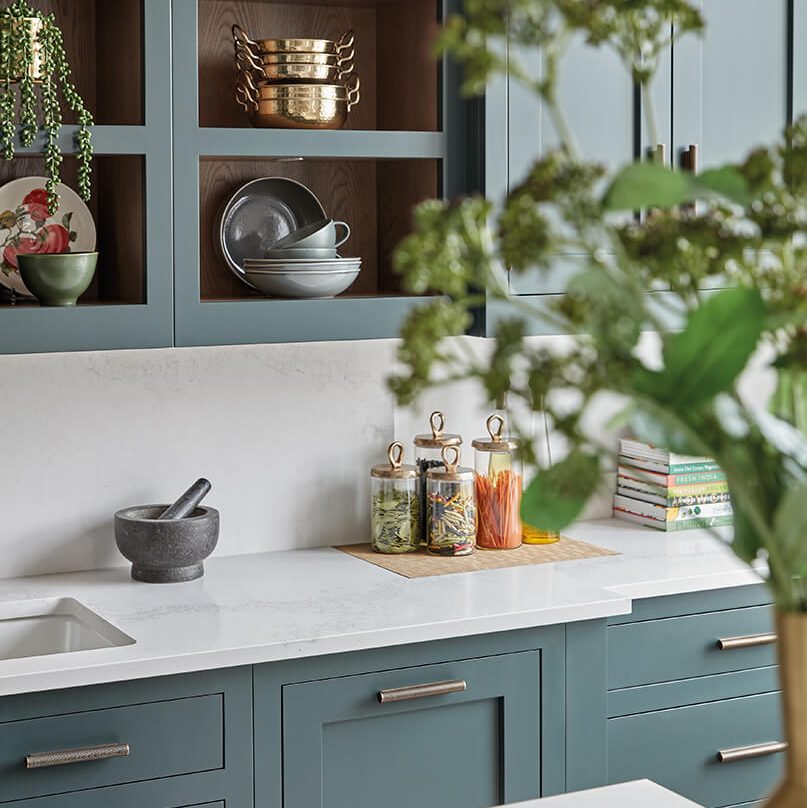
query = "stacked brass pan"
xmin=233 ymin=25 xmax=360 ymax=129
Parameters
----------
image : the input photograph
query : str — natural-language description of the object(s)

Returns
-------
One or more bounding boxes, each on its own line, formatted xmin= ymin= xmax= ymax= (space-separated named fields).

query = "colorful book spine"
xmin=619 ymin=454 xmax=722 ymax=475
xmin=613 ymin=494 xmax=732 ymax=522
xmin=613 ymin=508 xmax=734 ymax=532
xmin=616 ymin=485 xmax=731 ymax=508
xmin=618 ymin=465 xmax=727 ymax=487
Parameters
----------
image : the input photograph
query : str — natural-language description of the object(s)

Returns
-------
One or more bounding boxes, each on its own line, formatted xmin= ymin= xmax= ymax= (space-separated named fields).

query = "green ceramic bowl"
xmin=18 ymin=252 xmax=98 ymax=306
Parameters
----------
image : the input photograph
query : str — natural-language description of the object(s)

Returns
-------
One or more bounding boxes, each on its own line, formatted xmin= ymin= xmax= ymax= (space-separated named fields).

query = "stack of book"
xmin=614 ymin=439 xmax=733 ymax=531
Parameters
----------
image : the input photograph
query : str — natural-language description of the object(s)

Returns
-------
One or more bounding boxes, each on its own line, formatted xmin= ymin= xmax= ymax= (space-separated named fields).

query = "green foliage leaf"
xmin=521 ymin=450 xmax=600 ymax=532
xmin=604 ymin=163 xmax=750 ymax=210
xmin=694 ymin=166 xmax=750 ymax=205
xmin=774 ymin=478 xmax=807 ymax=577
xmin=633 ymin=287 xmax=766 ymax=409
xmin=603 ymin=163 xmax=693 ymax=210
xmin=732 ymin=505 xmax=763 ymax=564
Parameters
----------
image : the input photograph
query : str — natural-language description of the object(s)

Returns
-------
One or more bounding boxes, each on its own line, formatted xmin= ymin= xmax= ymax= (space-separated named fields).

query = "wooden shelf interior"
xmin=27 ymin=0 xmax=143 ymax=126
xmin=0 ymin=154 xmax=145 ymax=306
xmin=198 ymin=0 xmax=440 ymax=131
xmin=199 ymin=156 xmax=438 ymax=300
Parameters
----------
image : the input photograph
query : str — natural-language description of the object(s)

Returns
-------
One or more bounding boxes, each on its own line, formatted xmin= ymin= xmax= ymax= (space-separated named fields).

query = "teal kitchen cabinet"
xmin=254 ymin=627 xmax=568 ymax=808
xmin=171 ymin=0 xmax=476 ymax=347
xmin=489 ymin=31 xmax=636 ymax=304
xmin=0 ymin=0 xmax=174 ymax=356
xmin=605 ymin=585 xmax=784 ymax=808
xmin=671 ymin=0 xmax=794 ymax=173
xmin=0 ymin=668 xmax=252 ymax=808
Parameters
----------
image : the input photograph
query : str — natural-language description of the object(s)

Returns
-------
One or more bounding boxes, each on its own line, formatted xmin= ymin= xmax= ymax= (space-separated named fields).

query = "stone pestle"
xmin=159 ymin=478 xmax=212 ymax=521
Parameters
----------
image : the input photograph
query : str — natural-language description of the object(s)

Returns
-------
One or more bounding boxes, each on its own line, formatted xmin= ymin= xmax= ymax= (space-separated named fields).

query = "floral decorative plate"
xmin=0 ymin=177 xmax=96 ymax=297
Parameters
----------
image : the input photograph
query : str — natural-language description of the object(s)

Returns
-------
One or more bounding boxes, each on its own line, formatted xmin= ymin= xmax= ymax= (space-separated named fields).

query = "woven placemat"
xmin=337 ymin=536 xmax=618 ymax=578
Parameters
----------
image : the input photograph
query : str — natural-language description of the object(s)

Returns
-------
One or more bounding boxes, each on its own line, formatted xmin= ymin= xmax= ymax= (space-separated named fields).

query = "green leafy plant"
xmin=390 ymin=0 xmax=807 ymax=611
xmin=0 ymin=0 xmax=93 ymax=212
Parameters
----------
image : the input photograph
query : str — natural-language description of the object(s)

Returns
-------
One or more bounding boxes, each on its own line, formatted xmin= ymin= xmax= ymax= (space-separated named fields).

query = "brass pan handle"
xmin=26 ymin=743 xmax=130 ymax=770
xmin=336 ymin=30 xmax=355 ymax=53
xmin=717 ymin=741 xmax=786 ymax=764
xmin=378 ymin=679 xmax=467 ymax=704
xmin=346 ymin=75 xmax=361 ymax=112
xmin=716 ymin=632 xmax=777 ymax=651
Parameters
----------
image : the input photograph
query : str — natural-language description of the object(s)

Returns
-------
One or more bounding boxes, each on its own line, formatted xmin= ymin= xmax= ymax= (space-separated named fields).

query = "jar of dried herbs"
xmin=472 ymin=415 xmax=522 ymax=550
xmin=414 ymin=411 xmax=462 ymax=545
xmin=371 ymin=441 xmax=420 ymax=554
xmin=426 ymin=446 xmax=476 ymax=556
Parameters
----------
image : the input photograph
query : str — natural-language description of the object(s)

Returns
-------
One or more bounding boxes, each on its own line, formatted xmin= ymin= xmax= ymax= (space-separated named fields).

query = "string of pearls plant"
xmin=0 ymin=0 xmax=93 ymax=213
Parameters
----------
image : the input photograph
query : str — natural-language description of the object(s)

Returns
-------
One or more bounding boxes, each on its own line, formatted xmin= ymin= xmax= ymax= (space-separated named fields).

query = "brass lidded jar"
xmin=370 ymin=441 xmax=420 ymax=554
xmin=414 ymin=411 xmax=462 ymax=544
xmin=472 ymin=415 xmax=522 ymax=550
xmin=426 ymin=446 xmax=476 ymax=556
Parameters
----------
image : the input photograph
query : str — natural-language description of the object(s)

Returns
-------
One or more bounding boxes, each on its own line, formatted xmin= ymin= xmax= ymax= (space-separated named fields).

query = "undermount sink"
xmin=0 ymin=598 xmax=134 ymax=661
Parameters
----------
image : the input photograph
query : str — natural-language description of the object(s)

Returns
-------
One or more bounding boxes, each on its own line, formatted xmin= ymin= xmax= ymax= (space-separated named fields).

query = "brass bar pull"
xmin=716 ymin=632 xmax=777 ymax=651
xmin=717 ymin=741 xmax=787 ymax=764
xmin=26 ymin=743 xmax=130 ymax=770
xmin=687 ymin=143 xmax=698 ymax=174
xmin=378 ymin=680 xmax=467 ymax=704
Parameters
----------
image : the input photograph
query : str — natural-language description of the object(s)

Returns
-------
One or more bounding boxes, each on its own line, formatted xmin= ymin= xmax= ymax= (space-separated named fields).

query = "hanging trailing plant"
xmin=0 ymin=0 xmax=93 ymax=214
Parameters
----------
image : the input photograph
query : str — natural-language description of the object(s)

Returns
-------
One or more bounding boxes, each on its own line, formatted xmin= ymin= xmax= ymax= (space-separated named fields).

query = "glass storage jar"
xmin=413 ymin=411 xmax=462 ymax=545
xmin=426 ymin=446 xmax=476 ymax=556
xmin=370 ymin=441 xmax=420 ymax=554
xmin=472 ymin=415 xmax=522 ymax=550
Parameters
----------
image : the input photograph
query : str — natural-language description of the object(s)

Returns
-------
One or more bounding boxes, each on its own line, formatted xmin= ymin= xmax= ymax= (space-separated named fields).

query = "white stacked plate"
xmin=243 ymin=256 xmax=362 ymax=299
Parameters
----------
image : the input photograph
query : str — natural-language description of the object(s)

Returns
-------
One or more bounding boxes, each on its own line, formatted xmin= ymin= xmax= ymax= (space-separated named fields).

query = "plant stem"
xmin=641 ymin=80 xmax=661 ymax=157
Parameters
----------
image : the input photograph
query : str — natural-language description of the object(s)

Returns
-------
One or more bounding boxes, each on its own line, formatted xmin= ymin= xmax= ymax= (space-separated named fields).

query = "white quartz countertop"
xmin=0 ymin=518 xmax=765 ymax=696
xmin=505 ymin=780 xmax=702 ymax=807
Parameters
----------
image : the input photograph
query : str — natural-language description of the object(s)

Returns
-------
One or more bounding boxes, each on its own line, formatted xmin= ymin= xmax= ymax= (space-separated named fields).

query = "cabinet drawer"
xmin=282 ymin=651 xmax=541 ymax=808
xmin=608 ymin=605 xmax=776 ymax=689
xmin=608 ymin=692 xmax=783 ymax=807
xmin=0 ymin=694 xmax=223 ymax=802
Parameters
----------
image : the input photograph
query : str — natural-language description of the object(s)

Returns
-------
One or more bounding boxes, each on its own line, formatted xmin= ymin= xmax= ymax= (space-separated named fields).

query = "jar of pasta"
xmin=413 ymin=411 xmax=462 ymax=544
xmin=472 ymin=415 xmax=522 ymax=550
xmin=426 ymin=446 xmax=476 ymax=556
xmin=370 ymin=441 xmax=420 ymax=554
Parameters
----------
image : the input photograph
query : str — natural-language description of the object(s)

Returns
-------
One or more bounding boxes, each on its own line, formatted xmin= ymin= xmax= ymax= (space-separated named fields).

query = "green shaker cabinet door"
xmin=673 ymin=0 xmax=792 ymax=170
xmin=282 ymin=652 xmax=542 ymax=808
xmin=507 ymin=36 xmax=634 ymax=296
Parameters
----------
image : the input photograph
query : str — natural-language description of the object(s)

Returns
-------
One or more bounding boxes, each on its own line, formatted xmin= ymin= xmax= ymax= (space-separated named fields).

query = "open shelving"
xmin=0 ymin=0 xmax=173 ymax=354
xmin=173 ymin=0 xmax=475 ymax=347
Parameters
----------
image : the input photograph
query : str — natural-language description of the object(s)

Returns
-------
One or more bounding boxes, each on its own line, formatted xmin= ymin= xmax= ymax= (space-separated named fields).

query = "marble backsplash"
xmin=0 ymin=334 xmax=776 ymax=579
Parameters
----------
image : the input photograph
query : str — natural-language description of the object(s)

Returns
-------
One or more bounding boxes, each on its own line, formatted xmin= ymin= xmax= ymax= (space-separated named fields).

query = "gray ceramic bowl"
xmin=270 ymin=218 xmax=350 ymax=250
xmin=18 ymin=252 xmax=98 ymax=306
xmin=244 ymin=267 xmax=360 ymax=299
xmin=114 ymin=504 xmax=220 ymax=583
xmin=265 ymin=246 xmax=338 ymax=260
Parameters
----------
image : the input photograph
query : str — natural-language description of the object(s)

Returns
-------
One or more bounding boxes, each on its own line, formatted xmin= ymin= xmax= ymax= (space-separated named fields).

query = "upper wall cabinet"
xmin=486 ymin=30 xmax=636 ymax=316
xmin=487 ymin=0 xmax=804 ymax=335
xmin=0 ymin=0 xmax=173 ymax=355
xmin=671 ymin=0 xmax=794 ymax=172
xmin=171 ymin=0 xmax=473 ymax=347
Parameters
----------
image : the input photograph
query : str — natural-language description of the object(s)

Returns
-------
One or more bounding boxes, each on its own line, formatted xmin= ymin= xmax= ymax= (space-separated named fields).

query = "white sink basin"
xmin=0 ymin=598 xmax=134 ymax=661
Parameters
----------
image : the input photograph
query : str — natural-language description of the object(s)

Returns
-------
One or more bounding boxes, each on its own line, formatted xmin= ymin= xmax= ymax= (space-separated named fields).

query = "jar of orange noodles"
xmin=471 ymin=415 xmax=522 ymax=550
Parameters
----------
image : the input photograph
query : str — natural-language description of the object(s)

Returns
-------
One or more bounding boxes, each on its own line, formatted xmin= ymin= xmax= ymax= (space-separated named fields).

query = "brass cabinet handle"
xmin=717 ymin=741 xmax=787 ymax=764
xmin=716 ymin=632 xmax=777 ymax=651
xmin=378 ymin=679 xmax=467 ymax=704
xmin=682 ymin=143 xmax=699 ymax=174
xmin=26 ymin=743 xmax=130 ymax=770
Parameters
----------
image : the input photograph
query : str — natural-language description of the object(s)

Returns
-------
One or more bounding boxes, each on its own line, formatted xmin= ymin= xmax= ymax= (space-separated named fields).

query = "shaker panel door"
xmin=673 ymin=0 xmax=791 ymax=170
xmin=282 ymin=651 xmax=541 ymax=808
xmin=508 ymin=36 xmax=635 ymax=295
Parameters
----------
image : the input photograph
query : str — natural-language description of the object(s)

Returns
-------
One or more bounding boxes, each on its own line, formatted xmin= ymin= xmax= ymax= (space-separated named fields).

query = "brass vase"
xmin=766 ymin=613 xmax=807 ymax=807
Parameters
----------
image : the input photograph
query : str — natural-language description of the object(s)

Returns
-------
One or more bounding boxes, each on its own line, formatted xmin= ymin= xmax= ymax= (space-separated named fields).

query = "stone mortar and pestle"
xmin=114 ymin=479 xmax=219 ymax=583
